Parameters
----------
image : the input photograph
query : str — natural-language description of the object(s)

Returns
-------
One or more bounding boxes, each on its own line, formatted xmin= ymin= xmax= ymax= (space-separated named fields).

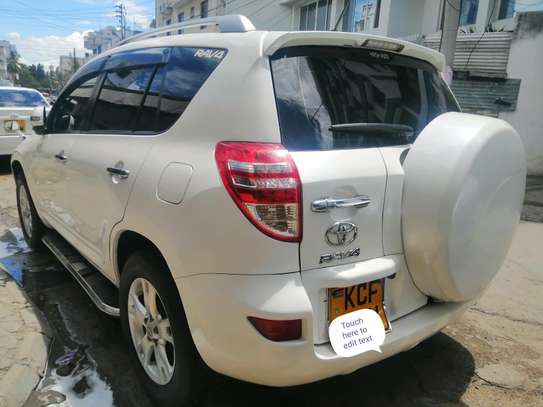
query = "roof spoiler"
xmin=264 ymin=31 xmax=446 ymax=72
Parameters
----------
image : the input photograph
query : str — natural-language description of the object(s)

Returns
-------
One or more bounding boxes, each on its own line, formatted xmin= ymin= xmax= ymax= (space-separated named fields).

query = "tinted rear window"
xmin=153 ymin=47 xmax=225 ymax=132
xmin=0 ymin=89 xmax=48 ymax=107
xmin=270 ymin=46 xmax=459 ymax=151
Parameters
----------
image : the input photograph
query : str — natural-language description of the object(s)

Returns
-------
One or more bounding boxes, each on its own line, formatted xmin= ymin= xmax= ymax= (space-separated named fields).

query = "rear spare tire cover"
xmin=402 ymin=112 xmax=526 ymax=302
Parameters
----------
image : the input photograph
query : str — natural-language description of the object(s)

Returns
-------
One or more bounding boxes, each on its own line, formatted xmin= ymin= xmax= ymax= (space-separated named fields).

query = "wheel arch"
xmin=114 ymin=230 xmax=172 ymax=282
xmin=11 ymin=159 xmax=24 ymax=179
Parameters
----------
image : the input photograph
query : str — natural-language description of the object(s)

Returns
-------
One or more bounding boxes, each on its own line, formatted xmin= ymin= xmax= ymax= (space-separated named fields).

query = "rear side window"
xmin=135 ymin=66 xmax=165 ymax=132
xmin=270 ymin=46 xmax=459 ymax=151
xmin=152 ymin=47 xmax=226 ymax=132
xmin=90 ymin=66 xmax=155 ymax=131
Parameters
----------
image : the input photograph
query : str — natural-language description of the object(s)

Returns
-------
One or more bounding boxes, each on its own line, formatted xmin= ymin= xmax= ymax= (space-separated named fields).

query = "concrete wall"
xmin=387 ymin=0 xmax=425 ymax=38
xmin=226 ymin=0 xmax=293 ymax=30
xmin=156 ymin=0 xmax=225 ymax=28
xmin=500 ymin=12 xmax=543 ymax=175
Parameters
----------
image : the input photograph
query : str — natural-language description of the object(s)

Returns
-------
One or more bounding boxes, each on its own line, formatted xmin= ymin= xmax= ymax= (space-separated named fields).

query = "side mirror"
xmin=31 ymin=106 xmax=48 ymax=135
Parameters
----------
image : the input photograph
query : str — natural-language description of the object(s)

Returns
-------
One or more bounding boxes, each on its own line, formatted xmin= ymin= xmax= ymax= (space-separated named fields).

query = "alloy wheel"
xmin=127 ymin=277 xmax=175 ymax=385
xmin=19 ymin=183 xmax=33 ymax=239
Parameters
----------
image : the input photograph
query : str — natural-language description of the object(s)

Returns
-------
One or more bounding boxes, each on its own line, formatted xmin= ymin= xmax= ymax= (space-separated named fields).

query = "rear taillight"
xmin=215 ymin=142 xmax=302 ymax=242
xmin=248 ymin=317 xmax=302 ymax=342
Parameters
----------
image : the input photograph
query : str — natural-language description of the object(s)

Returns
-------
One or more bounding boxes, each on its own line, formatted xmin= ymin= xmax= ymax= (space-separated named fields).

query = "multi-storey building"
xmin=84 ymin=26 xmax=142 ymax=56
xmin=0 ymin=40 xmax=17 ymax=83
xmin=155 ymin=0 xmax=226 ymax=31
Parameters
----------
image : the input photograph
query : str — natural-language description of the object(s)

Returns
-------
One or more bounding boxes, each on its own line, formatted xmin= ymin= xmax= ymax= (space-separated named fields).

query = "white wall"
xmin=156 ymin=0 xmax=225 ymax=28
xmin=386 ymin=0 xmax=425 ymax=37
xmin=500 ymin=12 xmax=543 ymax=175
xmin=225 ymin=0 xmax=293 ymax=30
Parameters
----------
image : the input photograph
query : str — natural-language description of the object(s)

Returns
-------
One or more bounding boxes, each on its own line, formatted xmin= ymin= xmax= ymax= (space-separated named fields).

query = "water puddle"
xmin=38 ymin=348 xmax=115 ymax=407
xmin=0 ymin=227 xmax=30 ymax=283
xmin=0 ymin=227 xmax=29 ymax=258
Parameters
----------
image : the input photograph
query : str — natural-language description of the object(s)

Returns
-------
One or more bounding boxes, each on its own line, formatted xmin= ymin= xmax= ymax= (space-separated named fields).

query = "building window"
xmin=190 ymin=6 xmax=195 ymax=19
xmin=342 ymin=0 xmax=382 ymax=32
xmin=201 ymin=1 xmax=209 ymax=18
xmin=459 ymin=0 xmax=479 ymax=25
xmin=178 ymin=12 xmax=184 ymax=34
xmin=300 ymin=0 xmax=332 ymax=30
xmin=498 ymin=0 xmax=515 ymax=19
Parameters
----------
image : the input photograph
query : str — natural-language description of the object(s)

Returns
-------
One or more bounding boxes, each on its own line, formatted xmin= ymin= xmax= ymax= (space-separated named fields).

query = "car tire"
xmin=16 ymin=174 xmax=45 ymax=250
xmin=120 ymin=251 xmax=206 ymax=407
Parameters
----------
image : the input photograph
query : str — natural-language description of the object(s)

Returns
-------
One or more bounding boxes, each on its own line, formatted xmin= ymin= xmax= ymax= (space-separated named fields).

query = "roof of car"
xmin=0 ymin=86 xmax=42 ymax=92
xmin=91 ymin=30 xmax=446 ymax=73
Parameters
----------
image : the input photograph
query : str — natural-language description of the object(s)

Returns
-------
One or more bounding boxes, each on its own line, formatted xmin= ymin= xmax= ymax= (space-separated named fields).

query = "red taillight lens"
xmin=248 ymin=317 xmax=302 ymax=342
xmin=215 ymin=142 xmax=302 ymax=242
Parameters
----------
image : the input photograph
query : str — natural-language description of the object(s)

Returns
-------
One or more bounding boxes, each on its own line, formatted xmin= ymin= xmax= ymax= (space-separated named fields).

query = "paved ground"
xmin=0 ymin=156 xmax=542 ymax=406
xmin=0 ymin=268 xmax=50 ymax=407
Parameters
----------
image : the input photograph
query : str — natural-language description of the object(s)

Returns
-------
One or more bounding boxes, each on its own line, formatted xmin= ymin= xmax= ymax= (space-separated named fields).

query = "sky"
xmin=0 ymin=0 xmax=154 ymax=69
xmin=2 ymin=0 xmax=543 ymax=70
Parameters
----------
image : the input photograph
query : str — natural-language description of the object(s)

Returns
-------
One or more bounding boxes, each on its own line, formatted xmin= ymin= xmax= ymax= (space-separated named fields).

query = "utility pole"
xmin=72 ymin=48 xmax=77 ymax=75
xmin=440 ymin=0 xmax=461 ymax=69
xmin=115 ymin=3 xmax=127 ymax=40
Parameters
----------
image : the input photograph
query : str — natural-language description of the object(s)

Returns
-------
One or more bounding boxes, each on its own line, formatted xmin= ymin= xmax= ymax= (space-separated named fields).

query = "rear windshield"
xmin=0 ymin=89 xmax=48 ymax=107
xmin=270 ymin=46 xmax=459 ymax=151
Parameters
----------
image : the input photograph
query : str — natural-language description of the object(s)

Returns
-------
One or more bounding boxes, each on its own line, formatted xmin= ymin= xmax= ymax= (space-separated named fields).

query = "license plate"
xmin=328 ymin=279 xmax=390 ymax=330
xmin=3 ymin=120 xmax=25 ymax=132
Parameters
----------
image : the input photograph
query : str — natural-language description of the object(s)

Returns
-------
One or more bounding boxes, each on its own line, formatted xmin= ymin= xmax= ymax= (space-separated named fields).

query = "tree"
xmin=15 ymin=63 xmax=52 ymax=90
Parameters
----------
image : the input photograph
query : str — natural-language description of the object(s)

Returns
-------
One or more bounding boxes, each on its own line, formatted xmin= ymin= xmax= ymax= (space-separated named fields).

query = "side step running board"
xmin=42 ymin=233 xmax=120 ymax=317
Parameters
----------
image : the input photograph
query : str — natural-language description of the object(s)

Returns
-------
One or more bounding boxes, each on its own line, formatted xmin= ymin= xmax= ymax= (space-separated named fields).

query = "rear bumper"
xmin=0 ymin=135 xmax=24 ymax=156
xmin=176 ymin=266 xmax=470 ymax=386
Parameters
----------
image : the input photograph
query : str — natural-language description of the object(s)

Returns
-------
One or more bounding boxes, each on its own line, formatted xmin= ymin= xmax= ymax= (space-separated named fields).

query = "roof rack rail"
xmin=117 ymin=14 xmax=256 ymax=46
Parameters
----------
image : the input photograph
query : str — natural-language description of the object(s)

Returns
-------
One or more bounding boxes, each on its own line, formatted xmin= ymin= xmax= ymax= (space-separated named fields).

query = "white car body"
xmin=0 ymin=86 xmax=49 ymax=156
xmin=11 ymin=16 xmax=526 ymax=392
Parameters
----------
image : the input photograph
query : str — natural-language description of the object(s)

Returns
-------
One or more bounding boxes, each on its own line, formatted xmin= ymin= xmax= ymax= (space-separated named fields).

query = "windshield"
xmin=0 ymin=89 xmax=48 ymax=107
xmin=270 ymin=46 xmax=459 ymax=151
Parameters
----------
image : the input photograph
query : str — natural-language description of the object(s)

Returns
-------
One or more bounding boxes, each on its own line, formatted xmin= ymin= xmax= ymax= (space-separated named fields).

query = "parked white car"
xmin=11 ymin=16 xmax=526 ymax=407
xmin=0 ymin=86 xmax=50 ymax=157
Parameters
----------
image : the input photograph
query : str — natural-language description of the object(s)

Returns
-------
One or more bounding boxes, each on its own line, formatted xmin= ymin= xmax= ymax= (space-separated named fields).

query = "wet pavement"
xmin=1 ymin=157 xmax=542 ymax=407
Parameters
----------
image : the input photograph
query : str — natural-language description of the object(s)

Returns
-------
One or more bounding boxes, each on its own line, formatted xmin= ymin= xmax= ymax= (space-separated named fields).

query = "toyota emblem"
xmin=325 ymin=222 xmax=358 ymax=246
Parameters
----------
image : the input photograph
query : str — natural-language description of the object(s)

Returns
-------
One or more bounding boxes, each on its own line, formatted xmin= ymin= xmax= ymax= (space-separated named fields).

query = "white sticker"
xmin=194 ymin=49 xmax=226 ymax=60
xmin=328 ymin=309 xmax=386 ymax=358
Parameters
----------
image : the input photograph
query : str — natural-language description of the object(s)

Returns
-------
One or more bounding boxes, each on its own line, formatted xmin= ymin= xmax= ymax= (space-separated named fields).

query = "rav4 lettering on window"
xmin=194 ymin=49 xmax=226 ymax=60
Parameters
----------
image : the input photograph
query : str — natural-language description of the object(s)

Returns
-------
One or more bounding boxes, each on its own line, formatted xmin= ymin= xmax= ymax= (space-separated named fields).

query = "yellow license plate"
xmin=3 ymin=120 xmax=25 ymax=131
xmin=328 ymin=279 xmax=389 ymax=330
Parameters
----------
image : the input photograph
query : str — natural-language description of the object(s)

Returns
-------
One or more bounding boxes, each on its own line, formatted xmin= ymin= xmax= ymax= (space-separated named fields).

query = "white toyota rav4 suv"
xmin=11 ymin=15 xmax=526 ymax=406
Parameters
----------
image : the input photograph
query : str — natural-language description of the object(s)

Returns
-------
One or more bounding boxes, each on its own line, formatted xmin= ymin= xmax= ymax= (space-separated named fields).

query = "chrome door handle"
xmin=107 ymin=167 xmax=130 ymax=179
xmin=311 ymin=195 xmax=371 ymax=213
xmin=54 ymin=153 xmax=67 ymax=161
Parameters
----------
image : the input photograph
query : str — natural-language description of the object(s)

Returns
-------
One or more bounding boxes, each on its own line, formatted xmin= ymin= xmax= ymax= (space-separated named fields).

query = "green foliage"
xmin=6 ymin=50 xmax=61 ymax=91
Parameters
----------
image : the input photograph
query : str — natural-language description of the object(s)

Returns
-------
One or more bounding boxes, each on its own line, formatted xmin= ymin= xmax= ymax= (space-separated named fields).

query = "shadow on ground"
xmin=16 ymin=255 xmax=475 ymax=407
xmin=0 ymin=156 xmax=12 ymax=175
xmin=522 ymin=176 xmax=543 ymax=222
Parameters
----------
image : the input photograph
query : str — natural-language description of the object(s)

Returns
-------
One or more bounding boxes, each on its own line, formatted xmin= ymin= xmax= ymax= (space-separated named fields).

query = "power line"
xmin=445 ymin=0 xmax=461 ymax=13
xmin=463 ymin=0 xmax=498 ymax=70
xmin=333 ymin=0 xmax=351 ymax=31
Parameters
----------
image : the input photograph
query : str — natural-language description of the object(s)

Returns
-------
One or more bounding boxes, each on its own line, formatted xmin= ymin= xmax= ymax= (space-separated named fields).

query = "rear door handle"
xmin=54 ymin=153 xmax=67 ymax=161
xmin=311 ymin=195 xmax=371 ymax=213
xmin=107 ymin=167 xmax=130 ymax=179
